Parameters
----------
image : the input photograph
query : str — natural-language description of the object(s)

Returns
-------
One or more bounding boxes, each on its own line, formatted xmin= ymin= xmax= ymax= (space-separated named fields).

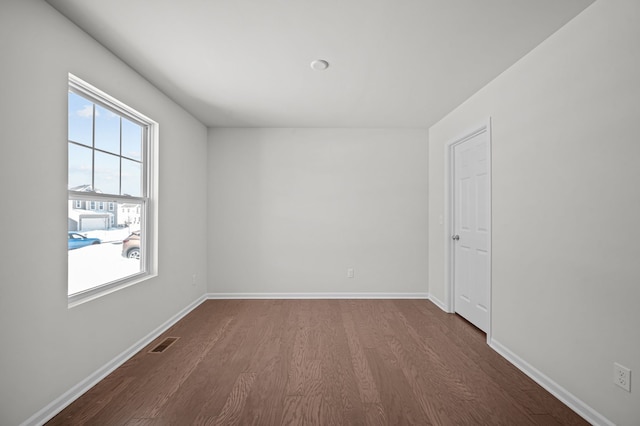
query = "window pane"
xmin=122 ymin=118 xmax=142 ymax=161
xmin=68 ymin=143 xmax=93 ymax=190
xmin=121 ymin=159 xmax=142 ymax=197
xmin=94 ymin=151 xmax=120 ymax=194
xmin=95 ymin=105 xmax=121 ymax=155
xmin=68 ymin=198 xmax=143 ymax=296
xmin=68 ymin=92 xmax=93 ymax=147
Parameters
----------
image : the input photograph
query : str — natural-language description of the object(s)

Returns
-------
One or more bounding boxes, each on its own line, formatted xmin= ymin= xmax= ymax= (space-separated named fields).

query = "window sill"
xmin=68 ymin=271 xmax=157 ymax=308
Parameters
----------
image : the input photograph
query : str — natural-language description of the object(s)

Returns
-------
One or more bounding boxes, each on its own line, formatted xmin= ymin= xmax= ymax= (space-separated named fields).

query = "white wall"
xmin=208 ymin=128 xmax=428 ymax=295
xmin=0 ymin=1 xmax=208 ymax=424
xmin=428 ymin=0 xmax=640 ymax=424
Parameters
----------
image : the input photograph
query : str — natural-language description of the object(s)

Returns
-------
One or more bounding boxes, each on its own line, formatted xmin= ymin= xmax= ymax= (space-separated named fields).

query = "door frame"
xmin=444 ymin=118 xmax=492 ymax=342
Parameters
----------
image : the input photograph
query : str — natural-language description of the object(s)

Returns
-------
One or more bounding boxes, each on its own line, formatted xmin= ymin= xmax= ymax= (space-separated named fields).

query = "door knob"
xmin=452 ymin=235 xmax=460 ymax=241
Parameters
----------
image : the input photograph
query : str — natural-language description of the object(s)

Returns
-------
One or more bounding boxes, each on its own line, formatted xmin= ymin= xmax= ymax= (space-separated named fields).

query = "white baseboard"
xmin=489 ymin=339 xmax=614 ymax=426
xmin=427 ymin=294 xmax=449 ymax=312
xmin=206 ymin=292 xmax=429 ymax=299
xmin=21 ymin=295 xmax=207 ymax=426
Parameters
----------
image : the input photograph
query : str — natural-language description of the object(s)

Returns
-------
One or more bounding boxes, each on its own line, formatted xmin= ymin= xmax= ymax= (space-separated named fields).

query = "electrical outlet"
xmin=347 ymin=268 xmax=354 ymax=278
xmin=614 ymin=362 xmax=631 ymax=392
xmin=192 ymin=273 xmax=197 ymax=286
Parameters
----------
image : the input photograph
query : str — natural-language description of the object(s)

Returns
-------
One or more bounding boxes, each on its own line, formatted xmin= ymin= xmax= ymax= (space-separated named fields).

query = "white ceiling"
xmin=46 ymin=0 xmax=595 ymax=128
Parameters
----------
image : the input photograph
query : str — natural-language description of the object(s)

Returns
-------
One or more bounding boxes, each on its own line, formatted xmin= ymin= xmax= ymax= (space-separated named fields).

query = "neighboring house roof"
xmin=69 ymin=184 xmax=103 ymax=193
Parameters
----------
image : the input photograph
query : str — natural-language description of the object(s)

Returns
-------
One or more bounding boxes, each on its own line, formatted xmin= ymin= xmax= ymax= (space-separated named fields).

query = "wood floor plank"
xmin=124 ymin=418 xmax=170 ymax=426
xmin=281 ymin=360 xmax=325 ymax=425
xmin=210 ymin=372 xmax=256 ymax=425
xmin=285 ymin=321 xmax=314 ymax=396
xmin=47 ymin=299 xmax=589 ymax=426
xmin=281 ymin=396 xmax=305 ymax=425
xmin=363 ymin=402 xmax=389 ymax=426
xmin=236 ymin=302 xmax=293 ymax=425
xmin=341 ymin=307 xmax=381 ymax=404
xmin=364 ymin=347 xmax=432 ymax=425
xmin=317 ymin=301 xmax=366 ymax=425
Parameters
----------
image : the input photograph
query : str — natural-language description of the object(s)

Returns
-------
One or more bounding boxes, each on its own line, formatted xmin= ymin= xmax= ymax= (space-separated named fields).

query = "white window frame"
xmin=68 ymin=74 xmax=158 ymax=307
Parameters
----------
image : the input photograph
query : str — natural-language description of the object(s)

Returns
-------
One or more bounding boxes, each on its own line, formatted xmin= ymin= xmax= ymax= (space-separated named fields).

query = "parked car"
xmin=122 ymin=231 xmax=140 ymax=259
xmin=68 ymin=232 xmax=101 ymax=250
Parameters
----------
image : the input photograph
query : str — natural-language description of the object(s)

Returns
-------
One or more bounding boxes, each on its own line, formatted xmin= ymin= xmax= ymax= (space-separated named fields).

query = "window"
xmin=68 ymin=74 xmax=157 ymax=306
xmin=74 ymin=200 xmax=82 ymax=209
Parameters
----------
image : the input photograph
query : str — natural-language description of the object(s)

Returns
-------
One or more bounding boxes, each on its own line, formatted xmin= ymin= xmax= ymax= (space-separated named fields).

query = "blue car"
xmin=68 ymin=232 xmax=101 ymax=250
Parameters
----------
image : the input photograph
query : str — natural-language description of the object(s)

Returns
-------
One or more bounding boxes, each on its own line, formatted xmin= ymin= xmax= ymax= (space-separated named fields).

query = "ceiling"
xmin=46 ymin=0 xmax=595 ymax=128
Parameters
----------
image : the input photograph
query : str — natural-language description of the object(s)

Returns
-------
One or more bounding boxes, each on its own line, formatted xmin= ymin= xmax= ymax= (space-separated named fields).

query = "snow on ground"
xmin=82 ymin=227 xmax=136 ymax=243
xmin=68 ymin=242 xmax=140 ymax=295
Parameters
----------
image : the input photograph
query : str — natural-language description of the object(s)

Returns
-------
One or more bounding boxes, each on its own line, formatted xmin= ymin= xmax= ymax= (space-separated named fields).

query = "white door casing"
xmin=445 ymin=120 xmax=491 ymax=336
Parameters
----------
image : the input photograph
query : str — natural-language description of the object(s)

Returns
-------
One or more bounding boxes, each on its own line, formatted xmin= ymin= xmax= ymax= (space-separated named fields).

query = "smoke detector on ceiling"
xmin=310 ymin=59 xmax=329 ymax=71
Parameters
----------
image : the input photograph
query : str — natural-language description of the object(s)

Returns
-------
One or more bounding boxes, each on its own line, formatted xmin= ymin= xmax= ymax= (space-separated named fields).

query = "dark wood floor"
xmin=48 ymin=299 xmax=588 ymax=425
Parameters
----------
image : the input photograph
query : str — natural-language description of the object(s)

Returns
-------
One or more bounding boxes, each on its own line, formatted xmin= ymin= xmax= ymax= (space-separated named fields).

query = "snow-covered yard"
xmin=82 ymin=227 xmax=137 ymax=243
xmin=68 ymin=241 xmax=140 ymax=295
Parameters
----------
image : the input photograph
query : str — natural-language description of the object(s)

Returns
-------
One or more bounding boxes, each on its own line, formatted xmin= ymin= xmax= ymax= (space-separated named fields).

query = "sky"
xmin=68 ymin=91 xmax=143 ymax=197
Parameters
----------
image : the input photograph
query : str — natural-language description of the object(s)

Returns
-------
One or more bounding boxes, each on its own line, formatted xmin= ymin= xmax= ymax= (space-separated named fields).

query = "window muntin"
xmin=68 ymin=74 xmax=156 ymax=306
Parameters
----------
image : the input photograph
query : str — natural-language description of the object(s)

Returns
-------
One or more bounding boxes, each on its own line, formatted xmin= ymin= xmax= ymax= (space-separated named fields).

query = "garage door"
xmin=80 ymin=217 xmax=108 ymax=231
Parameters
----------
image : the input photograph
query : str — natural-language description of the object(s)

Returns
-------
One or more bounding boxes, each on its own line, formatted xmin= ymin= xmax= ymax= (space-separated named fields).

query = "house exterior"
xmin=68 ymin=185 xmax=117 ymax=231
xmin=67 ymin=202 xmax=112 ymax=231
xmin=117 ymin=203 xmax=141 ymax=228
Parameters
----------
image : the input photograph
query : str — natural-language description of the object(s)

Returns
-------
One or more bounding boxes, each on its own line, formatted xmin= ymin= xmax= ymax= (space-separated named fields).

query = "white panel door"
xmin=453 ymin=130 xmax=490 ymax=332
